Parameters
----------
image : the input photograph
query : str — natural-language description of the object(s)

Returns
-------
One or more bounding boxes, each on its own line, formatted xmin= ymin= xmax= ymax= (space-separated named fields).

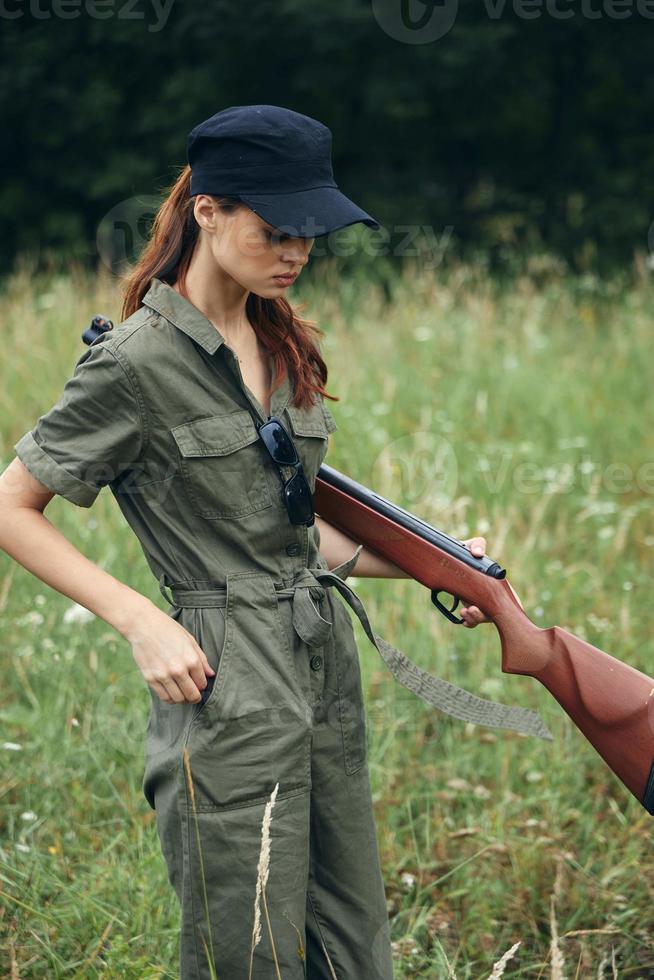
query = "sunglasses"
xmin=257 ymin=416 xmax=315 ymax=526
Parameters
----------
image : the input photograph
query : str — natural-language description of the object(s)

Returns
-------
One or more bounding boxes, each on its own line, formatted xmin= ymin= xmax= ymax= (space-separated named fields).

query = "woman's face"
xmin=195 ymin=196 xmax=315 ymax=298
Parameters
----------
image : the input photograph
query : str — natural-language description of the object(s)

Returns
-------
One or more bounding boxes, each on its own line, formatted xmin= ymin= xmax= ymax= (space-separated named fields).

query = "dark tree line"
xmin=3 ymin=0 xmax=654 ymax=275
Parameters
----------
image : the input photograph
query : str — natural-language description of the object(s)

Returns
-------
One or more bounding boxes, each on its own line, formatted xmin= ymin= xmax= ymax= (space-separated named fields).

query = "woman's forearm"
xmin=0 ymin=504 xmax=154 ymax=639
xmin=315 ymin=515 xmax=410 ymax=579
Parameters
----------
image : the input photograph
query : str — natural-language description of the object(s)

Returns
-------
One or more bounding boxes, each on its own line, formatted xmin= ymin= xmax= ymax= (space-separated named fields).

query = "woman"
xmin=0 ymin=105 xmax=490 ymax=979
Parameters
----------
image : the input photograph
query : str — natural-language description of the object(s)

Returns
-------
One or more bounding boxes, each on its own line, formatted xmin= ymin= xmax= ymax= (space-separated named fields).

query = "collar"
xmin=142 ymin=277 xmax=226 ymax=355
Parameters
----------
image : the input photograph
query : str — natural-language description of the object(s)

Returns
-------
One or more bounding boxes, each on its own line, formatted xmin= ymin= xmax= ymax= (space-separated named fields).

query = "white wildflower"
xmin=446 ymin=778 xmax=471 ymax=792
xmin=63 ymin=603 xmax=95 ymax=625
xmin=17 ymin=611 xmax=44 ymax=627
xmin=558 ymin=436 xmax=587 ymax=449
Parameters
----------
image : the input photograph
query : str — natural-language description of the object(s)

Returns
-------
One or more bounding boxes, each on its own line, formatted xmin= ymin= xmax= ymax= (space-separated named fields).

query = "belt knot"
xmin=285 ymin=545 xmax=363 ymax=647
xmin=286 ymin=567 xmax=332 ymax=649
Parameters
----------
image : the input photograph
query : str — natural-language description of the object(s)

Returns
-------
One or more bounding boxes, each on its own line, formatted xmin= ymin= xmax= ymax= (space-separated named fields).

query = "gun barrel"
xmin=318 ymin=463 xmax=506 ymax=578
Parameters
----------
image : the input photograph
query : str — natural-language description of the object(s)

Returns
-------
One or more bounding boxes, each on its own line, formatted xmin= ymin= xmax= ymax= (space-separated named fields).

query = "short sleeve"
xmin=13 ymin=342 xmax=146 ymax=508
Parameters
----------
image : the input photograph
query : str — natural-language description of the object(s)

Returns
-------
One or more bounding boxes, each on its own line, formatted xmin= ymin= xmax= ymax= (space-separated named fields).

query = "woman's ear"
xmin=193 ymin=194 xmax=219 ymax=232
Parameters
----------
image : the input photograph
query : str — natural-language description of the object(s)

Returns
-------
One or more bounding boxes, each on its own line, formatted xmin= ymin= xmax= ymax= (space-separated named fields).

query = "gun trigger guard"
xmin=431 ymin=589 xmax=465 ymax=625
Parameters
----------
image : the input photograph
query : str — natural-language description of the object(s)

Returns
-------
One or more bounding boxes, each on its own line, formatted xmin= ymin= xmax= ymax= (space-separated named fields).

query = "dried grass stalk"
xmin=549 ymin=859 xmax=566 ymax=980
xmin=486 ymin=940 xmax=521 ymax=979
xmin=249 ymin=783 xmax=280 ymax=980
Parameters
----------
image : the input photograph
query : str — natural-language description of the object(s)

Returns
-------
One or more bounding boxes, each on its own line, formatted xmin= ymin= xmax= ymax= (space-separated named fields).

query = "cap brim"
xmin=238 ymin=185 xmax=381 ymax=238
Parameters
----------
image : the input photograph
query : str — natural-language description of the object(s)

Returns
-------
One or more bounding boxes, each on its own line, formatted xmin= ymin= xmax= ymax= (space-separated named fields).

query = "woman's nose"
xmin=282 ymin=239 xmax=312 ymax=264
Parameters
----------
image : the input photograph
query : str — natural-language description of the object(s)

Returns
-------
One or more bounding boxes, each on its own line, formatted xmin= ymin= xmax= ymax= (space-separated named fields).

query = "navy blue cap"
xmin=187 ymin=105 xmax=380 ymax=238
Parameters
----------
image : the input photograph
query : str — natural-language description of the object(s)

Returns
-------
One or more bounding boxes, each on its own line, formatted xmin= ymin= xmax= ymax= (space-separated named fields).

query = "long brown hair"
xmin=120 ymin=165 xmax=336 ymax=409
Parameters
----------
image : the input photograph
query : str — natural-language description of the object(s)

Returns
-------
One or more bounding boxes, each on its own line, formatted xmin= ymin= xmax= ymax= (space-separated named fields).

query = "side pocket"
xmin=142 ymin=603 xmax=222 ymax=811
xmin=194 ymin=605 xmax=227 ymax=714
xmin=330 ymin=596 xmax=368 ymax=775
xmin=181 ymin=573 xmax=312 ymax=811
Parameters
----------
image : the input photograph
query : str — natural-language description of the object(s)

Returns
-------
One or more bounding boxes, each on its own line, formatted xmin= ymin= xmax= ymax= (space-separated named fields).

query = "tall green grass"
xmin=1 ymin=254 xmax=653 ymax=977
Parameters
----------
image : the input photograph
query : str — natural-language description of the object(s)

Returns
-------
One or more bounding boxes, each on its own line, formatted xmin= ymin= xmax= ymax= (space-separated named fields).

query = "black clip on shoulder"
xmin=82 ymin=314 xmax=114 ymax=347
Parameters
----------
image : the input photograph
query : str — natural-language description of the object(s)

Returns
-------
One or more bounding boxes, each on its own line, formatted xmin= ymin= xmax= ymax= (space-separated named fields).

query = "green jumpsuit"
xmin=14 ymin=277 xmax=548 ymax=979
xmin=13 ymin=278 xmax=394 ymax=979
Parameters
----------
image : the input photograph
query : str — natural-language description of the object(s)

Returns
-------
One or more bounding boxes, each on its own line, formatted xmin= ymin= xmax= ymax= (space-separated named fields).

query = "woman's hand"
xmin=459 ymin=536 xmax=493 ymax=628
xmin=459 ymin=536 xmax=525 ymax=627
xmin=124 ymin=600 xmax=216 ymax=703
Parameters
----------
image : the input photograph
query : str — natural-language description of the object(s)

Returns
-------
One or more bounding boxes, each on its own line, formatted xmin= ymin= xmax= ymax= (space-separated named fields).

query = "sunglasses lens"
xmin=284 ymin=471 xmax=315 ymax=525
xmin=259 ymin=419 xmax=298 ymax=466
xmin=258 ymin=417 xmax=313 ymax=524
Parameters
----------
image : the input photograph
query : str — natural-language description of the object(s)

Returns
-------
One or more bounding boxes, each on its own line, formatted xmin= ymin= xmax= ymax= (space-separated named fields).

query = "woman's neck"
xmin=174 ymin=248 xmax=253 ymax=350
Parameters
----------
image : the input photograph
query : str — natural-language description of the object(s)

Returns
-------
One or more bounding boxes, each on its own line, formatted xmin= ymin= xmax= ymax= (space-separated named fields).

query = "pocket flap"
xmin=286 ymin=402 xmax=332 ymax=438
xmin=171 ymin=410 xmax=259 ymax=457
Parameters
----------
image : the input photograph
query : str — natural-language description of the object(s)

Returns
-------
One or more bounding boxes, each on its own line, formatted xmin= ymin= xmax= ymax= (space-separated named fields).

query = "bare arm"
xmin=0 ymin=457 xmax=215 ymax=703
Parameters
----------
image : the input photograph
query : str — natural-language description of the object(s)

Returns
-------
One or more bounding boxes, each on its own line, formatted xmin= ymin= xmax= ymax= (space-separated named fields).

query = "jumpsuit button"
xmin=285 ymin=542 xmax=300 ymax=556
xmin=310 ymin=655 xmax=323 ymax=671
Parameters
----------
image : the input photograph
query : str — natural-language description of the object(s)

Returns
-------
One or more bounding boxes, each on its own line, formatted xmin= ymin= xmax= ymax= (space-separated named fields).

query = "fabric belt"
xmin=158 ymin=545 xmax=552 ymax=740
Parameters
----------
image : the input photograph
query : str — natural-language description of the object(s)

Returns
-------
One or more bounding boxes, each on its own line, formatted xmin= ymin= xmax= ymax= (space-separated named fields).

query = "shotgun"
xmin=314 ymin=463 xmax=654 ymax=815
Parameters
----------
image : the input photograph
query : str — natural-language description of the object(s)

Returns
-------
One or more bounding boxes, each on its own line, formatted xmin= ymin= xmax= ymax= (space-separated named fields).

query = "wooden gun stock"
xmin=314 ymin=463 xmax=654 ymax=814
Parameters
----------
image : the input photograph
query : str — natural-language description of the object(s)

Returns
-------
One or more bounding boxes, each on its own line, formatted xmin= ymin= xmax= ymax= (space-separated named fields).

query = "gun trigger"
xmin=431 ymin=589 xmax=465 ymax=625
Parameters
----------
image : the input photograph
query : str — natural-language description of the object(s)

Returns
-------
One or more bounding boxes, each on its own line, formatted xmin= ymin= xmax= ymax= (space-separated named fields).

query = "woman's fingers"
xmin=144 ymin=659 xmax=201 ymax=703
xmin=462 ymin=535 xmax=487 ymax=557
xmin=159 ymin=675 xmax=188 ymax=703
xmin=167 ymin=652 xmax=216 ymax=703
xmin=175 ymin=668 xmax=203 ymax=703
xmin=458 ymin=536 xmax=492 ymax=626
xmin=150 ymin=679 xmax=174 ymax=703
xmin=196 ymin=644 xmax=216 ymax=678
xmin=187 ymin=656 xmax=213 ymax=699
xmin=460 ymin=604 xmax=487 ymax=628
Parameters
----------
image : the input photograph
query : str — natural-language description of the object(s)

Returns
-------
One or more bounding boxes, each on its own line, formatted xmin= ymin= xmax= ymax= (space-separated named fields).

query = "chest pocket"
xmin=284 ymin=400 xmax=337 ymax=494
xmin=171 ymin=410 xmax=272 ymax=520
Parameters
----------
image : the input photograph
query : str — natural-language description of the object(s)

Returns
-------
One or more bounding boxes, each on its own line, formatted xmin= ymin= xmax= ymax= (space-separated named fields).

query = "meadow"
xmin=1 ymin=252 xmax=653 ymax=977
